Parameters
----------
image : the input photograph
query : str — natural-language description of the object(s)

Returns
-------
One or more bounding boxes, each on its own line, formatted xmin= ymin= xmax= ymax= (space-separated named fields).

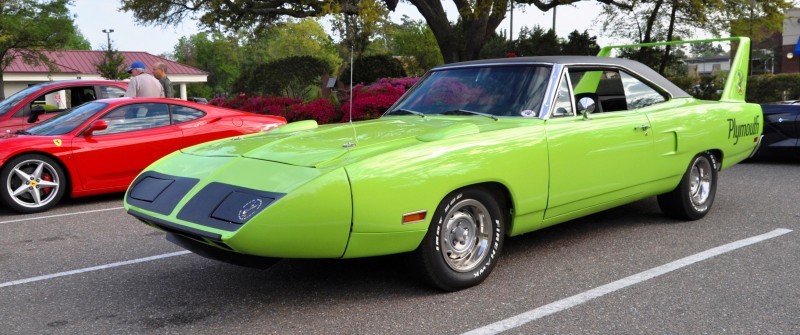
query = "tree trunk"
xmin=658 ymin=0 xmax=678 ymax=74
xmin=408 ymin=0 xmax=506 ymax=63
xmin=642 ymin=0 xmax=663 ymax=43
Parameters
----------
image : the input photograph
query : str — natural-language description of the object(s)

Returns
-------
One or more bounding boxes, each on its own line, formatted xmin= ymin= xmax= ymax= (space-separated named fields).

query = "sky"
xmin=70 ymin=0 xmax=609 ymax=57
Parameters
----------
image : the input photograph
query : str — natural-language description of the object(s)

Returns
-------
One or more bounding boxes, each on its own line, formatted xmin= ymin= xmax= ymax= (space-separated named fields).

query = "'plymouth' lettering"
xmin=727 ymin=116 xmax=759 ymax=145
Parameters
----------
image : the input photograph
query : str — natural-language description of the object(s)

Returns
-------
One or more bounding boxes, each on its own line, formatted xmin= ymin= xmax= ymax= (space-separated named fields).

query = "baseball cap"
xmin=126 ymin=61 xmax=146 ymax=74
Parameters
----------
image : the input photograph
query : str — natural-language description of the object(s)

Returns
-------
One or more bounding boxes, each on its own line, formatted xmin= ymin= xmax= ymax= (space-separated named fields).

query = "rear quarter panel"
xmin=646 ymin=98 xmax=761 ymax=181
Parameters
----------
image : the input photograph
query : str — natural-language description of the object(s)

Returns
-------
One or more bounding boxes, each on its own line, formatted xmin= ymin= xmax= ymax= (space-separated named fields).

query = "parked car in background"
xmin=0 ymin=80 xmax=128 ymax=134
xmin=0 ymin=97 xmax=286 ymax=213
xmin=754 ymin=101 xmax=799 ymax=158
xmin=125 ymin=37 xmax=762 ymax=291
xmin=188 ymin=97 xmax=208 ymax=104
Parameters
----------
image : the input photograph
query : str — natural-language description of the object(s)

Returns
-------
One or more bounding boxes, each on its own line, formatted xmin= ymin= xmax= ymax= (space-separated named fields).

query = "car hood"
xmin=181 ymin=117 xmax=529 ymax=168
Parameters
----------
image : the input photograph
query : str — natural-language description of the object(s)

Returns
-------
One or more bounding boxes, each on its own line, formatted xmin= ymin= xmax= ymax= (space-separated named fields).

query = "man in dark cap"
xmin=124 ymin=61 xmax=164 ymax=98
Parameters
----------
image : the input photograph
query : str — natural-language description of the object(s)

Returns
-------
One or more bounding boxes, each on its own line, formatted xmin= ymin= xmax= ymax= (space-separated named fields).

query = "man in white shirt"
xmin=124 ymin=61 xmax=164 ymax=98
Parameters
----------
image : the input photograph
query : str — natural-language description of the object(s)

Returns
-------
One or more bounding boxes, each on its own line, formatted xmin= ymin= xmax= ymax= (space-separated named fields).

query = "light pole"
xmin=102 ymin=29 xmax=114 ymax=50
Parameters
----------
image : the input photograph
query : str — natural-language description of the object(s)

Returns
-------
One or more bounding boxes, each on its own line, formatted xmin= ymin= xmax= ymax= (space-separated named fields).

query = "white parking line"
xmin=0 ymin=251 xmax=191 ymax=289
xmin=0 ymin=207 xmax=124 ymax=225
xmin=462 ymin=228 xmax=793 ymax=335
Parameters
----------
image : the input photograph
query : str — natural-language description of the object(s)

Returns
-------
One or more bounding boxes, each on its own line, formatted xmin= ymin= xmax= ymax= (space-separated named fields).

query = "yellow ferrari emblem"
xmin=53 ymin=139 xmax=62 ymax=147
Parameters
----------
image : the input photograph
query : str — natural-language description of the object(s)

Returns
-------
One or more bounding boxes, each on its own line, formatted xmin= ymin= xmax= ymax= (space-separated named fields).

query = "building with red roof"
xmin=3 ymin=50 xmax=207 ymax=100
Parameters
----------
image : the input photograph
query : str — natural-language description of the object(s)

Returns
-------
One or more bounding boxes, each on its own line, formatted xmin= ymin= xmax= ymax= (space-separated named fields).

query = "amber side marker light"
xmin=402 ymin=210 xmax=427 ymax=224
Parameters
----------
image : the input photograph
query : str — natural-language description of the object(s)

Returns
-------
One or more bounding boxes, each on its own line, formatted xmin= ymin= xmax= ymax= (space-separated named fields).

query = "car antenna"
xmin=344 ymin=41 xmax=358 ymax=148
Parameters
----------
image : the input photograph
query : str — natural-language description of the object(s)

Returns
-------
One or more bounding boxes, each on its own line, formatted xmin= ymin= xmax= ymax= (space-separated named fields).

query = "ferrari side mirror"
xmin=84 ymin=120 xmax=108 ymax=136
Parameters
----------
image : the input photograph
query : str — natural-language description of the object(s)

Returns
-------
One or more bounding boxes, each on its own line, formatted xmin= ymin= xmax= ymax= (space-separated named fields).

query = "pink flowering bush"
xmin=340 ymin=77 xmax=421 ymax=122
xmin=208 ymin=97 xmax=228 ymax=106
xmin=211 ymin=95 xmax=302 ymax=119
xmin=287 ymin=98 xmax=340 ymax=124
xmin=210 ymin=76 xmax=420 ymax=124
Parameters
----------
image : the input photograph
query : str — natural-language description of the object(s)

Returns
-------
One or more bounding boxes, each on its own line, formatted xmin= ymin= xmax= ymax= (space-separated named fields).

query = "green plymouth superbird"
xmin=125 ymin=38 xmax=762 ymax=291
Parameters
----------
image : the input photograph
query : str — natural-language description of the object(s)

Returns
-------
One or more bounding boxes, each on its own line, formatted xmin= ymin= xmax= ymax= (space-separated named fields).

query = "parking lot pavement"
xmin=1 ymin=162 xmax=798 ymax=334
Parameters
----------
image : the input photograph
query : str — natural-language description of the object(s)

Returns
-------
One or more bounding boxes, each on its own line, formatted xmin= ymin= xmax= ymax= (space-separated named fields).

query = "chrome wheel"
xmin=438 ymin=199 xmax=492 ymax=272
xmin=657 ymin=152 xmax=718 ymax=221
xmin=413 ymin=188 xmax=505 ymax=291
xmin=688 ymin=156 xmax=713 ymax=209
xmin=6 ymin=158 xmax=61 ymax=209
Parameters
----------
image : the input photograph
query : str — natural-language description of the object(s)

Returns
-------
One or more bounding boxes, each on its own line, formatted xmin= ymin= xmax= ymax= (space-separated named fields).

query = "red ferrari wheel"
xmin=1 ymin=154 xmax=66 ymax=213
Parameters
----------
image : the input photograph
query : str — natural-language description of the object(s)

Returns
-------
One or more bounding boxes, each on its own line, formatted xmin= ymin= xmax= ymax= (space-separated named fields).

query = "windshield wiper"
xmin=385 ymin=108 xmax=425 ymax=117
xmin=14 ymin=130 xmax=31 ymax=135
xmin=441 ymin=109 xmax=498 ymax=121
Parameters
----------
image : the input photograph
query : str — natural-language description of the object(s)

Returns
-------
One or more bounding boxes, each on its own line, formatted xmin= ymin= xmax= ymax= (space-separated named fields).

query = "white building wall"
xmin=783 ymin=8 xmax=800 ymax=48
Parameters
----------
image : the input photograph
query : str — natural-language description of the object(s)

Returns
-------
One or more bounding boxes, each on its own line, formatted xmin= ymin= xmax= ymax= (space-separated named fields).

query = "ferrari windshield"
xmin=0 ymin=84 xmax=45 ymax=117
xmin=26 ymin=102 xmax=108 ymax=135
xmin=388 ymin=65 xmax=551 ymax=117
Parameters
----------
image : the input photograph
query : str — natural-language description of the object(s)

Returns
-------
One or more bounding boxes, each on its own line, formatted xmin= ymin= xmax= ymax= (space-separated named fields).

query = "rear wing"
xmin=597 ymin=37 xmax=751 ymax=103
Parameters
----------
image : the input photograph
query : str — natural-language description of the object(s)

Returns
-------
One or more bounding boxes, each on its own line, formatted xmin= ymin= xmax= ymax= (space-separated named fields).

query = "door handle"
xmin=635 ymin=124 xmax=651 ymax=135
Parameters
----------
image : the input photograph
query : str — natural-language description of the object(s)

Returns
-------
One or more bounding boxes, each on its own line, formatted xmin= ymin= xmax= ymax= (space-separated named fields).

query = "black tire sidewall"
xmin=0 ymin=154 xmax=66 ymax=214
xmin=417 ymin=188 xmax=505 ymax=291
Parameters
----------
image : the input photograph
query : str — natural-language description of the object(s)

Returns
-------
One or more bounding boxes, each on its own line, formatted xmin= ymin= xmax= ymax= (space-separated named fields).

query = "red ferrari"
xmin=0 ymin=97 xmax=286 ymax=213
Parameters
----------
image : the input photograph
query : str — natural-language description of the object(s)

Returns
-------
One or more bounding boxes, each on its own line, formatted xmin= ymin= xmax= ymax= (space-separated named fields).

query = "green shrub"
xmin=339 ymin=55 xmax=406 ymax=85
xmin=232 ymin=56 xmax=331 ymax=99
xmin=668 ymin=72 xmax=800 ymax=103
xmin=746 ymin=73 xmax=800 ymax=103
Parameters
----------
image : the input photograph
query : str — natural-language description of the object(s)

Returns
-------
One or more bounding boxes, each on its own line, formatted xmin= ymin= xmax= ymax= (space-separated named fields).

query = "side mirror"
xmin=575 ymin=94 xmax=599 ymax=120
xmin=27 ymin=105 xmax=45 ymax=123
xmin=84 ymin=120 xmax=108 ymax=136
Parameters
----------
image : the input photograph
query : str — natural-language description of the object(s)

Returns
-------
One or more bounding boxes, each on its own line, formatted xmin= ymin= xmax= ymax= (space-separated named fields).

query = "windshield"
xmin=0 ymin=84 xmax=46 ymax=117
xmin=27 ymin=102 xmax=108 ymax=135
xmin=388 ymin=65 xmax=551 ymax=118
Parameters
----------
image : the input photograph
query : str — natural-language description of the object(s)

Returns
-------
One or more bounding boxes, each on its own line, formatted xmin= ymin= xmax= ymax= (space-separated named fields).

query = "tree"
xmin=729 ymin=0 xmax=792 ymax=45
xmin=562 ymin=30 xmax=600 ymax=56
xmin=65 ymin=25 xmax=92 ymax=50
xmin=511 ymin=26 xmax=561 ymax=56
xmin=690 ymin=43 xmax=727 ymax=58
xmin=0 ymin=0 xmax=77 ymax=99
xmin=232 ymin=19 xmax=342 ymax=98
xmin=263 ymin=18 xmax=341 ymax=72
xmin=338 ymin=54 xmax=406 ymax=85
xmin=478 ymin=27 xmax=601 ymax=59
xmin=232 ymin=56 xmax=332 ymax=98
xmin=329 ymin=0 xmax=389 ymax=62
xmin=173 ymin=32 xmax=243 ymax=98
xmin=120 ymin=0 xmax=634 ymax=63
xmin=598 ymin=0 xmax=793 ymax=72
xmin=381 ymin=16 xmax=443 ymax=75
xmin=95 ymin=46 xmax=128 ymax=80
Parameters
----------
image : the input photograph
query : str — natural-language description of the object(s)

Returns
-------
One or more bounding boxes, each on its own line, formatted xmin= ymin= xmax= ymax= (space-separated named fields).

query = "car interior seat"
xmin=597 ymin=78 xmax=627 ymax=112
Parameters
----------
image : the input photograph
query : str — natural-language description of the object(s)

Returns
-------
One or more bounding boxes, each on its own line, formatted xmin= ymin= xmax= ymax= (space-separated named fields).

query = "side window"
xmin=99 ymin=86 xmax=126 ymax=99
xmin=619 ymin=71 xmax=666 ymax=109
xmin=551 ymin=75 xmax=573 ymax=117
xmin=171 ymin=105 xmax=206 ymax=124
xmin=16 ymin=87 xmax=95 ymax=117
xmin=95 ymin=103 xmax=171 ymax=135
xmin=569 ymin=69 xmax=666 ymax=112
